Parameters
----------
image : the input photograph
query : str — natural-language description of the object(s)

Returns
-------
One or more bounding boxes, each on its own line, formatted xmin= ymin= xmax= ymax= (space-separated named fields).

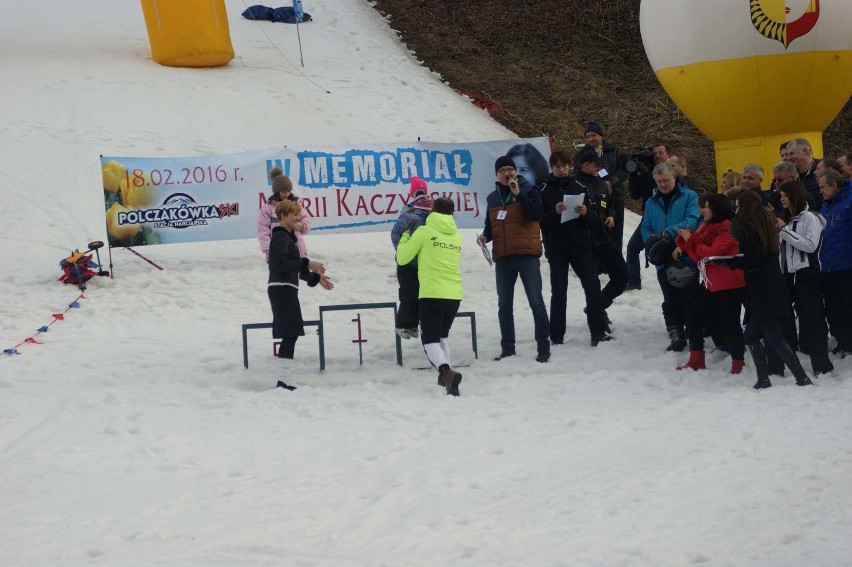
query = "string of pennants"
xmin=1 ymin=292 xmax=87 ymax=358
xmin=0 ymin=240 xmax=158 ymax=360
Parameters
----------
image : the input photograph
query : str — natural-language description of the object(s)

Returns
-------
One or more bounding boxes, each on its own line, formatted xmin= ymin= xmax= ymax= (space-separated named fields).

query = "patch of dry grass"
xmin=373 ymin=0 xmax=851 ymax=211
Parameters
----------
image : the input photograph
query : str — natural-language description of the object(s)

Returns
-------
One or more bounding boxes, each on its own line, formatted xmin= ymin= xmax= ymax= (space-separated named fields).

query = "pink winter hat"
xmin=409 ymin=176 xmax=428 ymax=197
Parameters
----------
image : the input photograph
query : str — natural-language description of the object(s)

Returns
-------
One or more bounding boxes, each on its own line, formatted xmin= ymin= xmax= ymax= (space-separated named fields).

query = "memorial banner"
xmin=101 ymin=137 xmax=550 ymax=247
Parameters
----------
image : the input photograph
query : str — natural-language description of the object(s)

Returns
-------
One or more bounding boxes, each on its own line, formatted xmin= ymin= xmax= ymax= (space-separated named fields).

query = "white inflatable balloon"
xmin=640 ymin=0 xmax=852 ymax=183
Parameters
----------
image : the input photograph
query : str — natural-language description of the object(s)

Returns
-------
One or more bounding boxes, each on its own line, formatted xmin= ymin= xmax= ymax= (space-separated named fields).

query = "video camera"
xmin=625 ymin=146 xmax=655 ymax=175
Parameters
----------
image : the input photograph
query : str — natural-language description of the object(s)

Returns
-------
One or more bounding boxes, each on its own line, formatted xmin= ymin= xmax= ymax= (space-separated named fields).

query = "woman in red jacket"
xmin=674 ymin=193 xmax=746 ymax=373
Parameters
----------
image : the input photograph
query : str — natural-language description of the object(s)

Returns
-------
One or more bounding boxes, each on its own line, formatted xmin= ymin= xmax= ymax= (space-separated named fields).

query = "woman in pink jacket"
xmin=258 ymin=167 xmax=310 ymax=260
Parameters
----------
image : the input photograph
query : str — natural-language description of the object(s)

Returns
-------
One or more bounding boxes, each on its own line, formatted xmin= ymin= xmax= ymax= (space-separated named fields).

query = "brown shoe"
xmin=439 ymin=364 xmax=462 ymax=396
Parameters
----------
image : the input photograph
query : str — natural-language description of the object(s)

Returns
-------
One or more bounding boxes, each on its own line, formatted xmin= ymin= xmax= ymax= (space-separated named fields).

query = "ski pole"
xmin=124 ymin=246 xmax=164 ymax=270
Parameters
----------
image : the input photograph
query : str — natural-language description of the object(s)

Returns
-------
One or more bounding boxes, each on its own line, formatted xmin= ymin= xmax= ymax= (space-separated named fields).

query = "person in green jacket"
xmin=396 ymin=197 xmax=464 ymax=396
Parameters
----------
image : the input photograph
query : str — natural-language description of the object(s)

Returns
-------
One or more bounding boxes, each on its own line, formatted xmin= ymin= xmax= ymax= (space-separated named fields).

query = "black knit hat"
xmin=584 ymin=121 xmax=604 ymax=136
xmin=494 ymin=155 xmax=515 ymax=173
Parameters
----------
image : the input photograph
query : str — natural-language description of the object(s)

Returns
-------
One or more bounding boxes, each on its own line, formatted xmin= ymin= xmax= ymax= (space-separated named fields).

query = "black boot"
xmin=748 ymin=342 xmax=772 ymax=389
xmin=765 ymin=346 xmax=785 ymax=377
xmin=774 ymin=343 xmax=813 ymax=386
xmin=494 ymin=350 xmax=515 ymax=361
xmin=811 ymin=352 xmax=834 ymax=377
xmin=665 ymin=325 xmax=686 ymax=352
xmin=584 ymin=305 xmax=612 ymax=334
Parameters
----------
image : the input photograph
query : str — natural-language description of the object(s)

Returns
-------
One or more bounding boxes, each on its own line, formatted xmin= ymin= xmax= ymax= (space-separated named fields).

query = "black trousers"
xmin=419 ymin=298 xmax=460 ymax=344
xmin=786 ymin=268 xmax=832 ymax=372
xmin=626 ymin=224 xmax=645 ymax=284
xmin=547 ymin=251 xmax=605 ymax=341
xmin=593 ymin=241 xmax=628 ymax=307
xmin=744 ymin=318 xmax=789 ymax=353
xmin=656 ymin=269 xmax=701 ymax=329
xmin=687 ymin=287 xmax=745 ymax=359
xmin=268 ymin=285 xmax=304 ymax=339
xmin=609 ymin=200 xmax=625 ymax=251
xmin=823 ymin=270 xmax=852 ymax=352
xmin=277 ymin=337 xmax=297 ymax=359
xmin=269 ymin=285 xmax=303 ymax=360
xmin=396 ymin=264 xmax=420 ymax=329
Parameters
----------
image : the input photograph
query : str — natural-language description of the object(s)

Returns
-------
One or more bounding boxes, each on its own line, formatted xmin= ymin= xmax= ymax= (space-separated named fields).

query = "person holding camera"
xmin=640 ymin=162 xmax=701 ymax=352
xmin=625 ymin=144 xmax=672 ymax=291
xmin=478 ymin=155 xmax=550 ymax=363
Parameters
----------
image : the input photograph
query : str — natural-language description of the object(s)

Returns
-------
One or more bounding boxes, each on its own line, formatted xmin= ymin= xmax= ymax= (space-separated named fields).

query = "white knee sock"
xmin=424 ymin=342 xmax=448 ymax=370
xmin=440 ymin=338 xmax=452 ymax=367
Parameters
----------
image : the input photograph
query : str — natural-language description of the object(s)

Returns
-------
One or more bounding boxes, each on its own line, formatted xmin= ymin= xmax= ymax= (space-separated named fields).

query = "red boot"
xmin=731 ymin=359 xmax=745 ymax=374
xmin=677 ymin=350 xmax=706 ymax=371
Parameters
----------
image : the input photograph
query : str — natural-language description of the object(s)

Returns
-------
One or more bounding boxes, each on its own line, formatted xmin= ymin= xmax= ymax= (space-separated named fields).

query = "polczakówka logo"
xmin=116 ymin=193 xmax=237 ymax=230
xmin=750 ymin=0 xmax=820 ymax=48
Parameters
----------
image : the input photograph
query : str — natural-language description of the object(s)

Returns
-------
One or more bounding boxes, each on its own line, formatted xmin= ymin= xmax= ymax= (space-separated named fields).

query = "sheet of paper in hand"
xmin=477 ymin=234 xmax=493 ymax=267
xmin=560 ymin=193 xmax=585 ymax=223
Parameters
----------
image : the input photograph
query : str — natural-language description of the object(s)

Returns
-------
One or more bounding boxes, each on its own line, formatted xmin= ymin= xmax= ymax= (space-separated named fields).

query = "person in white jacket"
xmin=777 ymin=180 xmax=833 ymax=376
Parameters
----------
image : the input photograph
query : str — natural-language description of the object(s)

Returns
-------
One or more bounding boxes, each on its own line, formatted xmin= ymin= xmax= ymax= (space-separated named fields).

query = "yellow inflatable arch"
xmin=141 ymin=0 xmax=234 ymax=67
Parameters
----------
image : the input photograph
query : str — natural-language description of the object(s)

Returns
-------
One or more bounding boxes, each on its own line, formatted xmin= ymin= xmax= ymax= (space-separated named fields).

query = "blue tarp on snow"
xmin=241 ymin=5 xmax=313 ymax=24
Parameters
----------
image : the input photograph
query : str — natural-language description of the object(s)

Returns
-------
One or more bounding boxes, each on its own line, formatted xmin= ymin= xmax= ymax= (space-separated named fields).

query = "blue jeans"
xmin=496 ymin=255 xmax=550 ymax=352
xmin=626 ymin=223 xmax=644 ymax=284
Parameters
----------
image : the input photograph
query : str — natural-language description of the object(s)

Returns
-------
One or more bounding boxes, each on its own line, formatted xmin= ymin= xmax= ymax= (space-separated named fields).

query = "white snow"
xmin=1 ymin=1 xmax=851 ymax=566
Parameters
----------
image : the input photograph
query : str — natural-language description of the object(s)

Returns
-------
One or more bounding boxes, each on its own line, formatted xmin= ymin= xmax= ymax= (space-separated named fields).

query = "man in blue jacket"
xmin=640 ymin=162 xmax=701 ymax=352
xmin=818 ymin=170 xmax=852 ymax=357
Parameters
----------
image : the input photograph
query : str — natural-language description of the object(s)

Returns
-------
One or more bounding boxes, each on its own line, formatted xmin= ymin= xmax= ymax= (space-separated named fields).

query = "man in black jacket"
xmin=573 ymin=121 xmax=629 ymax=250
xmin=576 ymin=152 xmax=629 ymax=323
xmin=786 ymin=138 xmax=822 ymax=208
